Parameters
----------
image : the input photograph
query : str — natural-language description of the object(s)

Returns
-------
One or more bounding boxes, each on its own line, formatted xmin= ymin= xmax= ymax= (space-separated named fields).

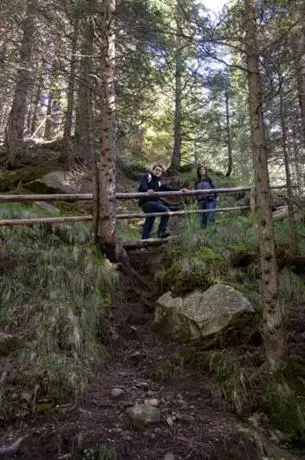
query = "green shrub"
xmin=0 ymin=204 xmax=115 ymax=421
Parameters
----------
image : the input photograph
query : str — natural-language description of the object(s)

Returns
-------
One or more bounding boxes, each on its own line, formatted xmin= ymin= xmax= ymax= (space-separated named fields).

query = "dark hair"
xmin=197 ymin=164 xmax=209 ymax=180
xmin=153 ymin=164 xmax=164 ymax=172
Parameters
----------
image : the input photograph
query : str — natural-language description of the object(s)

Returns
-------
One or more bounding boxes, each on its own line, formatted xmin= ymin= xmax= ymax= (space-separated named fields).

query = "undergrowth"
xmin=154 ymin=201 xmax=305 ymax=448
xmin=0 ymin=204 xmax=116 ymax=422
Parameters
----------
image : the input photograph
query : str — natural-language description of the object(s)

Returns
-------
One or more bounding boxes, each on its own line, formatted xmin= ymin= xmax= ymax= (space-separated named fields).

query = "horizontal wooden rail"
xmin=0 ymin=215 xmax=92 ymax=226
xmin=116 ymin=206 xmax=249 ymax=219
xmin=115 ymin=184 xmax=286 ymax=199
xmin=0 ymin=193 xmax=92 ymax=202
xmin=0 ymin=206 xmax=249 ymax=226
xmin=0 ymin=184 xmax=288 ymax=203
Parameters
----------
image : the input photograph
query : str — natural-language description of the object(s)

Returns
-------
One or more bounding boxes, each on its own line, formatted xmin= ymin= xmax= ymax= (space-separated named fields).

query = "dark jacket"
xmin=195 ymin=177 xmax=218 ymax=202
xmin=138 ymin=173 xmax=171 ymax=206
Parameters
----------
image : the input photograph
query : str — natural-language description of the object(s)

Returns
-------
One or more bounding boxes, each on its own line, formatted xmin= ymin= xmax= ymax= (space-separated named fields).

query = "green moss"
xmin=0 ymin=164 xmax=57 ymax=192
xmin=157 ymin=245 xmax=227 ymax=296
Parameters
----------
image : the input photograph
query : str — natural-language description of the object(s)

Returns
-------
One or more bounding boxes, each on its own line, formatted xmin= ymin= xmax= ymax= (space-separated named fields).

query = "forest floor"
xmin=0 ymin=247 xmax=301 ymax=460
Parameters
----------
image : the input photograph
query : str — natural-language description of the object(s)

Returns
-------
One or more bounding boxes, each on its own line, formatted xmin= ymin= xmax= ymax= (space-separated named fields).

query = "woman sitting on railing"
xmin=195 ymin=164 xmax=219 ymax=231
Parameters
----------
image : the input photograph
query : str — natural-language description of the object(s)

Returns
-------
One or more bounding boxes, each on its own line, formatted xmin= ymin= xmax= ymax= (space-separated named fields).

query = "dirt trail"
xmin=0 ymin=248 xmax=297 ymax=459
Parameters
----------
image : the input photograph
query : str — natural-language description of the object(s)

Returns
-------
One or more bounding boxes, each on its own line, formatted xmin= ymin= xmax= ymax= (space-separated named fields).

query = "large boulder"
xmin=155 ymin=284 xmax=255 ymax=342
xmin=26 ymin=171 xmax=92 ymax=194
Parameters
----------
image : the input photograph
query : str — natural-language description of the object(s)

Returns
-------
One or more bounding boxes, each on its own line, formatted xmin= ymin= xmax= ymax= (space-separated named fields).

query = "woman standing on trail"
xmin=195 ymin=164 xmax=219 ymax=230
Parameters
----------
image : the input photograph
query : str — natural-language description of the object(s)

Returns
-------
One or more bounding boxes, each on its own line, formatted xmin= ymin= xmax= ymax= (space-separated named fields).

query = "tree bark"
xmin=278 ymin=76 xmax=298 ymax=255
xmin=4 ymin=0 xmax=36 ymax=166
xmin=97 ymin=0 xmax=117 ymax=260
xmin=244 ymin=0 xmax=284 ymax=370
xmin=28 ymin=70 xmax=43 ymax=135
xmin=74 ymin=19 xmax=94 ymax=164
xmin=225 ymin=81 xmax=233 ymax=177
xmin=291 ymin=6 xmax=305 ymax=143
xmin=170 ymin=0 xmax=182 ymax=171
xmin=62 ymin=18 xmax=79 ymax=160
xmin=44 ymin=53 xmax=58 ymax=140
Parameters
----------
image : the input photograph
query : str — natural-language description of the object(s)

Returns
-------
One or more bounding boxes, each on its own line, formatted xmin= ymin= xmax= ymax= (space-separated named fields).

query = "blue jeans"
xmin=198 ymin=200 xmax=216 ymax=229
xmin=141 ymin=200 xmax=170 ymax=239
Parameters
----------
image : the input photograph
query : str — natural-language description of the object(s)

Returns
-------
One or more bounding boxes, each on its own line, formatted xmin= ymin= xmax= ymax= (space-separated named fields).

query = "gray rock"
xmin=27 ymin=171 xmax=77 ymax=194
xmin=164 ymin=454 xmax=175 ymax=460
xmin=127 ymin=403 xmax=161 ymax=427
xmin=111 ymin=388 xmax=125 ymax=399
xmin=34 ymin=201 xmax=60 ymax=215
xmin=136 ymin=382 xmax=149 ymax=390
xmin=155 ymin=284 xmax=255 ymax=342
xmin=144 ymin=398 xmax=159 ymax=407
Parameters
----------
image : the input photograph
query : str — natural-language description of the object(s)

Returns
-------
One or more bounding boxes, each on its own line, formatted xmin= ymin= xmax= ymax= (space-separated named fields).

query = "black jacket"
xmin=138 ymin=173 xmax=171 ymax=206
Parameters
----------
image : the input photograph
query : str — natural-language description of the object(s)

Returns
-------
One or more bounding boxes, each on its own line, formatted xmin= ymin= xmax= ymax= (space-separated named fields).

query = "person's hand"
xmin=147 ymin=189 xmax=155 ymax=195
xmin=181 ymin=188 xmax=188 ymax=193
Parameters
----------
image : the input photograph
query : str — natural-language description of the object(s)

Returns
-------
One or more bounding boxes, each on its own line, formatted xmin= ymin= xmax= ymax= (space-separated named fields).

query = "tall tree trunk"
xmin=28 ymin=69 xmax=43 ymax=135
xmin=74 ymin=20 xmax=93 ymax=164
xmin=279 ymin=78 xmax=298 ymax=255
xmin=62 ymin=18 xmax=79 ymax=160
xmin=244 ymin=0 xmax=284 ymax=370
xmin=97 ymin=0 xmax=117 ymax=260
xmin=291 ymin=7 xmax=305 ymax=143
xmin=291 ymin=126 xmax=302 ymax=193
xmin=44 ymin=56 xmax=58 ymax=140
xmin=170 ymin=0 xmax=182 ymax=171
xmin=225 ymin=82 xmax=233 ymax=177
xmin=4 ymin=0 xmax=36 ymax=167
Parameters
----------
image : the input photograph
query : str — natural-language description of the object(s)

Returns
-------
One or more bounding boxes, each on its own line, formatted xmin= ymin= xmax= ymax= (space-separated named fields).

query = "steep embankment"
xmin=0 ymin=243 xmax=296 ymax=460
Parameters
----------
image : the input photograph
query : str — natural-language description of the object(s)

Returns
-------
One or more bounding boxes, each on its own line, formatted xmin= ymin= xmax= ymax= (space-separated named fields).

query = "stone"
xmin=164 ymin=454 xmax=175 ymax=460
xmin=34 ymin=201 xmax=60 ymax=215
xmin=111 ymin=388 xmax=125 ymax=399
xmin=136 ymin=382 xmax=149 ymax=390
xmin=155 ymin=284 xmax=255 ymax=342
xmin=144 ymin=398 xmax=159 ymax=407
xmin=27 ymin=171 xmax=78 ymax=194
xmin=0 ymin=332 xmax=20 ymax=356
xmin=126 ymin=403 xmax=161 ymax=427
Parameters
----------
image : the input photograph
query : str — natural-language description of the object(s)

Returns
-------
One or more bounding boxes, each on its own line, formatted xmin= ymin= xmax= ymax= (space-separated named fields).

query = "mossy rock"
xmin=0 ymin=164 xmax=57 ymax=192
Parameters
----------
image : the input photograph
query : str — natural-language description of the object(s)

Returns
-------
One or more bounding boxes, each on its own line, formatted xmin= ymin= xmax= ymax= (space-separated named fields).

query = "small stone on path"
xmin=111 ymin=388 xmax=125 ymax=399
xmin=127 ymin=403 xmax=161 ymax=427
xmin=164 ymin=454 xmax=175 ymax=460
xmin=144 ymin=398 xmax=159 ymax=407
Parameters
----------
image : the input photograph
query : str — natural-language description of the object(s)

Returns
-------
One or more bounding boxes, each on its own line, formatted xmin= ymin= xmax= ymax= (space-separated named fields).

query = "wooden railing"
xmin=0 ymin=184 xmax=287 ymax=226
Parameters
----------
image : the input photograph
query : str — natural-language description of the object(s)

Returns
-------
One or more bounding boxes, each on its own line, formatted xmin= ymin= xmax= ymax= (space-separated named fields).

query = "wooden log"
xmin=0 ymin=204 xmax=292 ymax=227
xmin=122 ymin=238 xmax=172 ymax=249
xmin=115 ymin=184 xmax=287 ymax=199
xmin=0 ymin=215 xmax=92 ymax=226
xmin=116 ymin=206 xmax=249 ymax=220
xmin=0 ymin=184 xmax=288 ymax=203
xmin=0 ymin=193 xmax=92 ymax=202
xmin=272 ymin=205 xmax=288 ymax=221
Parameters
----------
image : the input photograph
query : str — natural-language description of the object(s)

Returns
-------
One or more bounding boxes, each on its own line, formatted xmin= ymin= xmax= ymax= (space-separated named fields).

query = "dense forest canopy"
xmin=0 ymin=0 xmax=304 ymax=187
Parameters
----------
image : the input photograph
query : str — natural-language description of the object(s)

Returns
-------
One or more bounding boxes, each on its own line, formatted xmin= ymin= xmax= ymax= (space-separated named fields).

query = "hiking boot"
xmin=158 ymin=231 xmax=170 ymax=239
